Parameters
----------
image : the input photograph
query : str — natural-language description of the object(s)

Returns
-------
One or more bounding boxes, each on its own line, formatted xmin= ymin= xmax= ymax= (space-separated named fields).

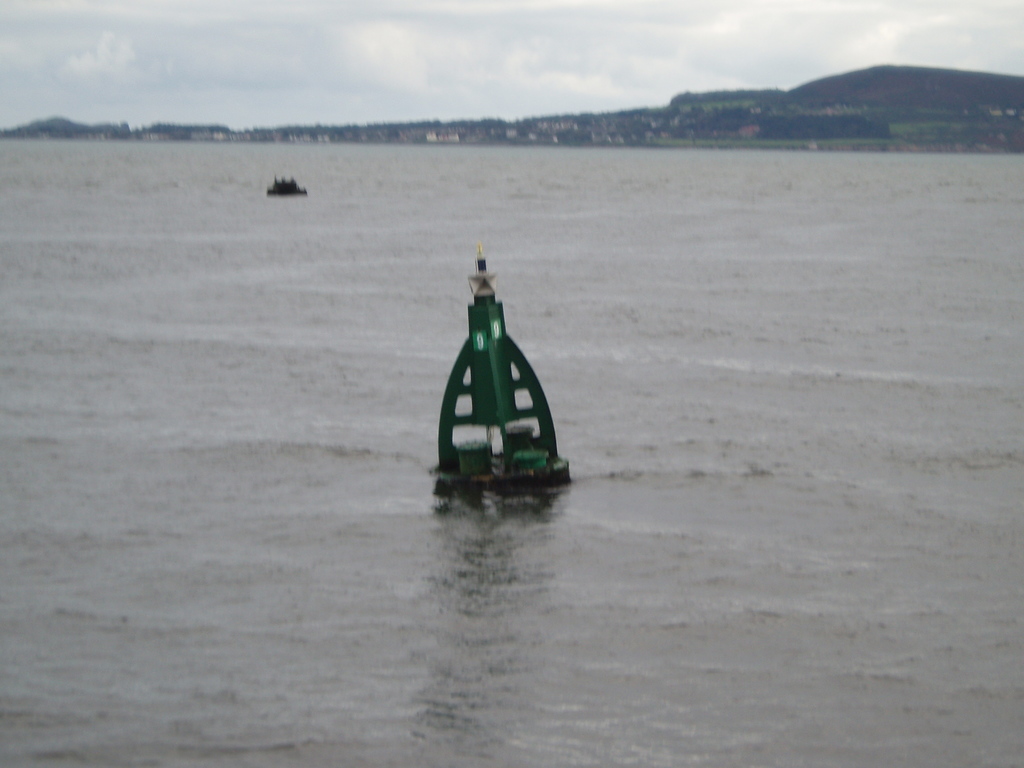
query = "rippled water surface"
xmin=1 ymin=142 xmax=1022 ymax=766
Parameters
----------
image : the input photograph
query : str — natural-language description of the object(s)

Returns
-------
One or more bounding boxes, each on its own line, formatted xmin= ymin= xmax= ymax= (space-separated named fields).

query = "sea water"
xmin=1 ymin=141 xmax=1022 ymax=766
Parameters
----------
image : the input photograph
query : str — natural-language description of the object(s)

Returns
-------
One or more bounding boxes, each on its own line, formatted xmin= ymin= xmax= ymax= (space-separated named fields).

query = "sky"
xmin=2 ymin=0 xmax=1023 ymax=130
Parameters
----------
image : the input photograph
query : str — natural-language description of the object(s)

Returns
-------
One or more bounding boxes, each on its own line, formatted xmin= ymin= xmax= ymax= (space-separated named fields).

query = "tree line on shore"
xmin=5 ymin=66 xmax=1024 ymax=151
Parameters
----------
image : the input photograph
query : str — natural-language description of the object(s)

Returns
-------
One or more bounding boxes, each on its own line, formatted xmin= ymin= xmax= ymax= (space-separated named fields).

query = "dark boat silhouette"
xmin=267 ymin=177 xmax=307 ymax=196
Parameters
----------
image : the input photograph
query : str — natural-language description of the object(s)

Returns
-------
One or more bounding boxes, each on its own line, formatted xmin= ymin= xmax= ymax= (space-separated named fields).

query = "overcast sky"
xmin=2 ymin=0 xmax=1022 ymax=130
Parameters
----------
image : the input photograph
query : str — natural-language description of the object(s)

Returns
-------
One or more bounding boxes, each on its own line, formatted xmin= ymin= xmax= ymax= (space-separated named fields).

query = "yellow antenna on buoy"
xmin=474 ymin=242 xmax=487 ymax=278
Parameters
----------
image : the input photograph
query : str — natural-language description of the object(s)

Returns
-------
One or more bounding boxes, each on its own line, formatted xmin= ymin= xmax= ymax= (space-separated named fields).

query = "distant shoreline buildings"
xmin=5 ymin=66 xmax=1024 ymax=152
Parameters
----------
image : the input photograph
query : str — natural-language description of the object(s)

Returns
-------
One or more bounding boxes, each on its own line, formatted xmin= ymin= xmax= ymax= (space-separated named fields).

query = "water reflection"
xmin=415 ymin=487 xmax=565 ymax=755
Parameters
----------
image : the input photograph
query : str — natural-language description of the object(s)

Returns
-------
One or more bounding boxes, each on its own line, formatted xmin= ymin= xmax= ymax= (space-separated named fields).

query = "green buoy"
xmin=435 ymin=245 xmax=570 ymax=489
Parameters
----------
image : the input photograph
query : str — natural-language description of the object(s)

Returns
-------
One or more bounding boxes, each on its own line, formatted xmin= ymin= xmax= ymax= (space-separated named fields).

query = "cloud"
xmin=334 ymin=22 xmax=443 ymax=92
xmin=1 ymin=0 xmax=1022 ymax=127
xmin=330 ymin=12 xmax=686 ymax=107
xmin=60 ymin=31 xmax=137 ymax=82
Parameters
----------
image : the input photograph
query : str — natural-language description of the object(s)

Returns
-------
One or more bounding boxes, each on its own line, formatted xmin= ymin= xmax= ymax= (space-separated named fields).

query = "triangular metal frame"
xmin=437 ymin=297 xmax=558 ymax=472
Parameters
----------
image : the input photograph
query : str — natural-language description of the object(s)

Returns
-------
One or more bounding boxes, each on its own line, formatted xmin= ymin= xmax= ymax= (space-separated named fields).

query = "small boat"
xmin=267 ymin=177 xmax=307 ymax=196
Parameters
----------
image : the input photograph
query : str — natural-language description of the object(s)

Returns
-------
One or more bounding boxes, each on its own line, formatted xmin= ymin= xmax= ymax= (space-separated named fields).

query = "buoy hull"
xmin=434 ymin=457 xmax=570 ymax=491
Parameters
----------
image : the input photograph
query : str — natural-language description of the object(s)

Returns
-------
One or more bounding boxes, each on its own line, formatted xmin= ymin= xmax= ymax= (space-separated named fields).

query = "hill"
xmin=787 ymin=65 xmax=1024 ymax=110
xmin=665 ymin=65 xmax=1024 ymax=150
xmin=4 ymin=65 xmax=1024 ymax=151
xmin=4 ymin=117 xmax=131 ymax=139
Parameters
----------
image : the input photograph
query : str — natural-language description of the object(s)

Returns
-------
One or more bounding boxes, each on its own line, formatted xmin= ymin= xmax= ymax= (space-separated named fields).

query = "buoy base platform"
xmin=434 ymin=456 xmax=570 ymax=492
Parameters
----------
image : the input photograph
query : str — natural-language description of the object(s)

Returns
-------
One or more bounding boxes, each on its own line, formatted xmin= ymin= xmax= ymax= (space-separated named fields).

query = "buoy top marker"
xmin=469 ymin=242 xmax=497 ymax=299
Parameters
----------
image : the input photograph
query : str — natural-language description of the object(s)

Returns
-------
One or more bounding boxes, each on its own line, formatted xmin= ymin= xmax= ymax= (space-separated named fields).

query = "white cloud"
xmin=0 ymin=0 xmax=1022 ymax=127
xmin=334 ymin=22 xmax=443 ymax=92
xmin=60 ymin=31 xmax=137 ymax=81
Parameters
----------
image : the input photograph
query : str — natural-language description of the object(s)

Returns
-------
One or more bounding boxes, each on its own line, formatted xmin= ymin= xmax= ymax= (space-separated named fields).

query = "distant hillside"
xmin=4 ymin=116 xmax=131 ymax=138
xmin=786 ymin=65 xmax=1024 ymax=110
xmin=5 ymin=65 xmax=1024 ymax=151
xmin=667 ymin=65 xmax=1024 ymax=150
